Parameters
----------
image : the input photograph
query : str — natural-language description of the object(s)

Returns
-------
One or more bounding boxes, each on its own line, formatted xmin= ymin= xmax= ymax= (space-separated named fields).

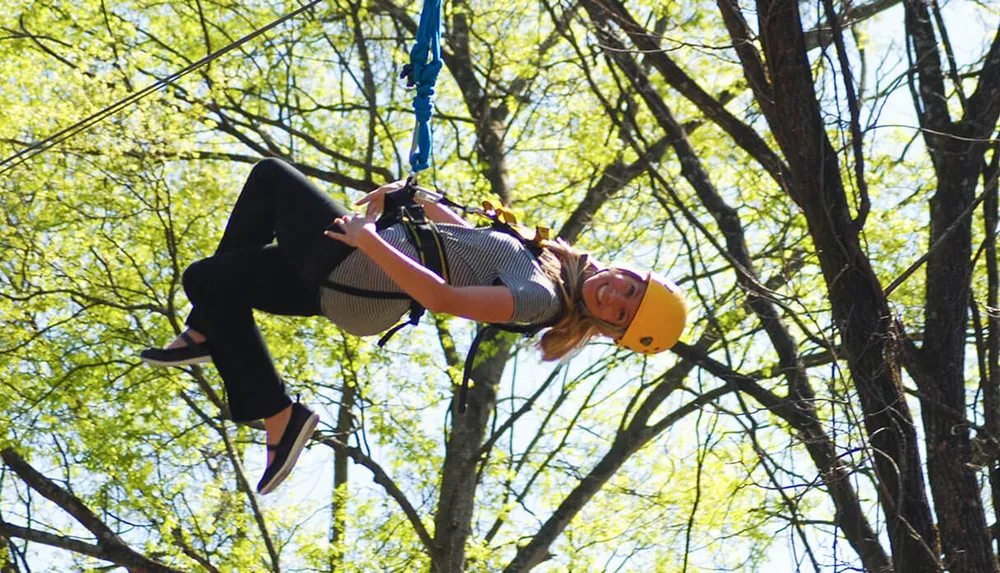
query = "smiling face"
xmin=580 ymin=267 xmax=648 ymax=337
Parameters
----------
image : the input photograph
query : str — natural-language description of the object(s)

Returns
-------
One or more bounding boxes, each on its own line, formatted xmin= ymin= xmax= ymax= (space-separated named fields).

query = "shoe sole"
xmin=257 ymin=411 xmax=320 ymax=496
xmin=141 ymin=355 xmax=212 ymax=367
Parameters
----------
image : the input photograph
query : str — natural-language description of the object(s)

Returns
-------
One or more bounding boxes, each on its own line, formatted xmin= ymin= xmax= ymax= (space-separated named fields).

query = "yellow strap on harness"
xmin=481 ymin=200 xmax=518 ymax=225
xmin=479 ymin=200 xmax=550 ymax=249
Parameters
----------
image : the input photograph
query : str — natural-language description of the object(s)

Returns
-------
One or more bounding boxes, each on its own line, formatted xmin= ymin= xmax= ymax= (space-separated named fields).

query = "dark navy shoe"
xmin=256 ymin=401 xmax=319 ymax=495
xmin=139 ymin=331 xmax=211 ymax=367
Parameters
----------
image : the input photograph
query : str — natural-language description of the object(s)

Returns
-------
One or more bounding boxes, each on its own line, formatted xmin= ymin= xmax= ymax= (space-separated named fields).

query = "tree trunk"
xmin=432 ymin=331 xmax=511 ymax=572
xmin=719 ymin=0 xmax=942 ymax=569
xmin=901 ymin=1 xmax=1000 ymax=569
xmin=0 ymin=534 xmax=18 ymax=573
xmin=330 ymin=378 xmax=356 ymax=572
xmin=914 ymin=148 xmax=994 ymax=573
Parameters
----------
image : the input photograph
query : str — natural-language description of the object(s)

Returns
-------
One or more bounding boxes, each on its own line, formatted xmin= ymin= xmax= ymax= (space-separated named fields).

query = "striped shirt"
xmin=319 ymin=223 xmax=563 ymax=336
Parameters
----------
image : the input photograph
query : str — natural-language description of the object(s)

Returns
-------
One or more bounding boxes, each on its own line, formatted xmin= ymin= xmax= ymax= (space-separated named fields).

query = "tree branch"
xmin=965 ymin=22 xmax=1000 ymax=135
xmin=716 ymin=0 xmax=776 ymax=119
xmin=803 ymin=0 xmax=903 ymax=51
xmin=176 ymin=393 xmax=281 ymax=570
xmin=0 ymin=449 xmax=183 ymax=573
xmin=318 ymin=437 xmax=442 ymax=571
xmin=820 ymin=0 xmax=870 ymax=229
xmin=593 ymin=0 xmax=790 ymax=191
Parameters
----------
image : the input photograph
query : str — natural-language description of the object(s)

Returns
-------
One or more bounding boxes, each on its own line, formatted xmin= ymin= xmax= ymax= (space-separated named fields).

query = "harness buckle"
xmin=414 ymin=186 xmax=444 ymax=204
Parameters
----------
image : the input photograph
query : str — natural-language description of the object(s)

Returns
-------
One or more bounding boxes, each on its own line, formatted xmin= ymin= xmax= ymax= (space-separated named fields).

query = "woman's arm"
xmin=417 ymin=196 xmax=473 ymax=228
xmin=325 ymin=215 xmax=513 ymax=323
xmin=357 ymin=179 xmax=474 ymax=228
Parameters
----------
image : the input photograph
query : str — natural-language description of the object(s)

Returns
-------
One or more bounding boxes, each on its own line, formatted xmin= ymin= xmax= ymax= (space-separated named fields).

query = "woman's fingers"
xmin=326 ymin=215 xmax=350 ymax=232
xmin=355 ymin=177 xmax=407 ymax=223
xmin=325 ymin=216 xmax=356 ymax=245
xmin=357 ymin=178 xmax=408 ymax=206
xmin=324 ymin=212 xmax=376 ymax=248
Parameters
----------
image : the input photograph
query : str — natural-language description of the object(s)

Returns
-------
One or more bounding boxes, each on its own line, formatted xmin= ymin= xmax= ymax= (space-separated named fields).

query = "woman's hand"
xmin=324 ymin=213 xmax=377 ymax=248
xmin=356 ymin=178 xmax=409 ymax=220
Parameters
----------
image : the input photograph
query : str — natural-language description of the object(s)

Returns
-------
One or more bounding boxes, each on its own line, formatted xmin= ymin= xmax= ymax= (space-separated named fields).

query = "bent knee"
xmin=182 ymin=258 xmax=216 ymax=299
xmin=251 ymin=157 xmax=291 ymax=179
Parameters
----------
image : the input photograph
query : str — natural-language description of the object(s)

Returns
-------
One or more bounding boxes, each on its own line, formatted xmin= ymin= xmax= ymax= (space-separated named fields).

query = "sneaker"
xmin=256 ymin=402 xmax=319 ymax=495
xmin=139 ymin=331 xmax=212 ymax=367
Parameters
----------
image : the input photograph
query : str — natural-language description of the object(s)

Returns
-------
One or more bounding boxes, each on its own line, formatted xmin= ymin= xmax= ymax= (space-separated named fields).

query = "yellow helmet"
xmin=615 ymin=272 xmax=687 ymax=354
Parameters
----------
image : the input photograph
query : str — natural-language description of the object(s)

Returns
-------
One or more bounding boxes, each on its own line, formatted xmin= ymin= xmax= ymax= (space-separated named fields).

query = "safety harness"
xmin=323 ymin=181 xmax=559 ymax=413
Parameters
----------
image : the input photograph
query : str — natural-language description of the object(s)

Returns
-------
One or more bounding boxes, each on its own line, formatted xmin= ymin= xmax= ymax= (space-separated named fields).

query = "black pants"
xmin=183 ymin=158 xmax=353 ymax=422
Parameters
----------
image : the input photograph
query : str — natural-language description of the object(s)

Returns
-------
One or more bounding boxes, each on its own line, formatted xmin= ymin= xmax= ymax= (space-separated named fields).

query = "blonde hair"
xmin=534 ymin=238 xmax=625 ymax=361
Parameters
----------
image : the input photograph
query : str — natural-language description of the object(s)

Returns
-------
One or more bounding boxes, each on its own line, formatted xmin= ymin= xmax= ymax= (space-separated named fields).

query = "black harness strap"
xmin=401 ymin=213 xmax=449 ymax=283
xmin=374 ymin=210 xmax=450 ymax=347
xmin=459 ymin=321 xmax=553 ymax=414
xmin=321 ymin=282 xmax=410 ymax=299
xmin=321 ymin=280 xmax=415 ymax=346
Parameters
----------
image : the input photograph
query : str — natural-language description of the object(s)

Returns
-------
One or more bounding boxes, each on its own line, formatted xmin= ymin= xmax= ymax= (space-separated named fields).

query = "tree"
xmin=1 ymin=0 xmax=998 ymax=571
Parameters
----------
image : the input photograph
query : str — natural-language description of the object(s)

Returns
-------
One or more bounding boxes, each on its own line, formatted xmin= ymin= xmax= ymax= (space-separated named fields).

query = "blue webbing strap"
xmin=400 ymin=0 xmax=443 ymax=174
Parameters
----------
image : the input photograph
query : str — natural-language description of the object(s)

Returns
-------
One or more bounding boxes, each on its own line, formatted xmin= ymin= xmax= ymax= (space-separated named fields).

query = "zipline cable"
xmin=0 ymin=0 xmax=325 ymax=178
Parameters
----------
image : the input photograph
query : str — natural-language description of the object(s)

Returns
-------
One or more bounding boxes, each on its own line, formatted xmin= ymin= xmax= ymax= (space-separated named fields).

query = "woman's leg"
xmin=183 ymin=244 xmax=320 ymax=423
xmin=183 ymin=245 xmax=323 ymax=494
xmin=175 ymin=158 xmax=355 ymax=345
xmin=213 ymin=157 xmax=355 ymax=288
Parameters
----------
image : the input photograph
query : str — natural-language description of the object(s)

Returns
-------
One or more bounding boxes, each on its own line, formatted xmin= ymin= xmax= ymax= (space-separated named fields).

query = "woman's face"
xmin=580 ymin=268 xmax=647 ymax=336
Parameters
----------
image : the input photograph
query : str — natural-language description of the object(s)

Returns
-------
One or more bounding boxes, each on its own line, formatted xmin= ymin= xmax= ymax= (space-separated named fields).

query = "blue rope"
xmin=401 ymin=0 xmax=443 ymax=174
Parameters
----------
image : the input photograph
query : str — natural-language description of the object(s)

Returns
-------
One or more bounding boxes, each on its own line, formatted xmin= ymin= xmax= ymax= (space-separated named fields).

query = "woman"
xmin=140 ymin=158 xmax=687 ymax=495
